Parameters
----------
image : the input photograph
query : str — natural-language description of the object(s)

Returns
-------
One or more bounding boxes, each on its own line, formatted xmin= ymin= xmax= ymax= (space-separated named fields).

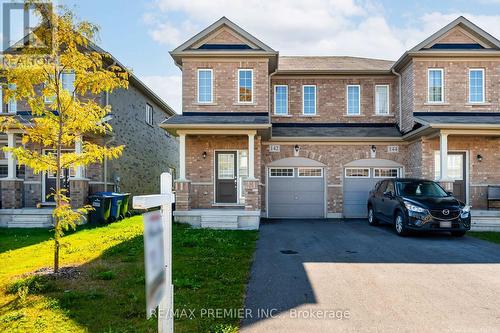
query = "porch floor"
xmin=0 ymin=208 xmax=54 ymax=228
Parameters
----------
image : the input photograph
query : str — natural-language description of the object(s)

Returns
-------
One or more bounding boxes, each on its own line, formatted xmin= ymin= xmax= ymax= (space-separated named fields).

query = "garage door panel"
xmin=270 ymin=203 xmax=324 ymax=218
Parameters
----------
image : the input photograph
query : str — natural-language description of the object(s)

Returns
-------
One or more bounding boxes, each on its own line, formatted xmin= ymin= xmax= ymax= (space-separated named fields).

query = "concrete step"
xmin=200 ymin=215 xmax=238 ymax=229
xmin=471 ymin=216 xmax=500 ymax=232
xmin=9 ymin=214 xmax=53 ymax=228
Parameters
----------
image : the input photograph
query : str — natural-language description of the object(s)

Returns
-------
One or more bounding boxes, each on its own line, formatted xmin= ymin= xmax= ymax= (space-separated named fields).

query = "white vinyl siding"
xmin=197 ymin=69 xmax=213 ymax=103
xmin=274 ymin=85 xmax=288 ymax=115
xmin=469 ymin=69 xmax=485 ymax=103
xmin=375 ymin=85 xmax=389 ymax=115
xmin=347 ymin=85 xmax=360 ymax=115
xmin=302 ymin=85 xmax=316 ymax=115
xmin=238 ymin=69 xmax=253 ymax=103
xmin=428 ymin=68 xmax=444 ymax=103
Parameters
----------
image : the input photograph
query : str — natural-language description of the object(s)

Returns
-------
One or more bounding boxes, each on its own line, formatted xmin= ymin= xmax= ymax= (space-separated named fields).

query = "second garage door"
xmin=268 ymin=167 xmax=325 ymax=218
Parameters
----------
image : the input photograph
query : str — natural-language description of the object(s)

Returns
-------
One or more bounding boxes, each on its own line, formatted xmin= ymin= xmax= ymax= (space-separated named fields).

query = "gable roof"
xmin=170 ymin=17 xmax=278 ymax=70
xmin=393 ymin=16 xmax=500 ymax=71
xmin=278 ymin=56 xmax=394 ymax=74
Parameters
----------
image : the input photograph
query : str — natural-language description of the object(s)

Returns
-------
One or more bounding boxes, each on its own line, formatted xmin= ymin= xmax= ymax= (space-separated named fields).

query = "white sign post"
xmin=133 ymin=172 xmax=175 ymax=333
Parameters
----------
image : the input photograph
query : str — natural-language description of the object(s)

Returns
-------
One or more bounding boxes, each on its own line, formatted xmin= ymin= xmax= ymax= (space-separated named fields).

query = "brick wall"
xmin=182 ymin=58 xmax=269 ymax=113
xmin=270 ymin=75 xmax=397 ymax=123
xmin=400 ymin=62 xmax=415 ymax=133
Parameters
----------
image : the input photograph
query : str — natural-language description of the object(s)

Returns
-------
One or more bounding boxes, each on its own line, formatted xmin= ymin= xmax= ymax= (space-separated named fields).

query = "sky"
xmin=16 ymin=0 xmax=500 ymax=112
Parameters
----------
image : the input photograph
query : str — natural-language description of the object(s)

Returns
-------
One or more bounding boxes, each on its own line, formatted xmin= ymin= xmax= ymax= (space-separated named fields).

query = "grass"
xmin=0 ymin=216 xmax=258 ymax=333
xmin=469 ymin=232 xmax=500 ymax=244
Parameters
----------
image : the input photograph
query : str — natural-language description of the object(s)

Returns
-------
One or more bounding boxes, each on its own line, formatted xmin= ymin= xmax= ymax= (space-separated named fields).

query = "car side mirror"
xmin=446 ymin=191 xmax=453 ymax=196
xmin=383 ymin=191 xmax=394 ymax=198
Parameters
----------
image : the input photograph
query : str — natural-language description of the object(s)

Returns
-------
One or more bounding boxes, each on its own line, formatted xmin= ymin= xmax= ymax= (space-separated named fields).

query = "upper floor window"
xmin=62 ymin=71 xmax=76 ymax=95
xmin=302 ymin=85 xmax=316 ymax=115
xmin=238 ymin=69 xmax=253 ymax=103
xmin=428 ymin=68 xmax=444 ymax=103
xmin=347 ymin=85 xmax=360 ymax=115
xmin=274 ymin=85 xmax=288 ymax=115
xmin=469 ymin=69 xmax=485 ymax=103
xmin=145 ymin=103 xmax=153 ymax=125
xmin=197 ymin=69 xmax=213 ymax=103
xmin=375 ymin=85 xmax=389 ymax=115
xmin=7 ymin=83 xmax=16 ymax=113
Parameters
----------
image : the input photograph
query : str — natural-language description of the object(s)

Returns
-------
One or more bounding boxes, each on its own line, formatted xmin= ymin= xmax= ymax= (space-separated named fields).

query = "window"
xmin=375 ymin=85 xmax=389 ymax=115
xmin=298 ymin=168 xmax=323 ymax=177
xmin=345 ymin=168 xmax=370 ymax=178
xmin=302 ymin=85 xmax=316 ymax=115
xmin=428 ymin=69 xmax=444 ymax=103
xmin=274 ymin=85 xmax=288 ymax=115
xmin=374 ymin=168 xmax=399 ymax=178
xmin=386 ymin=181 xmax=395 ymax=194
xmin=7 ymin=83 xmax=16 ymax=113
xmin=197 ymin=69 xmax=213 ymax=103
xmin=434 ymin=151 xmax=463 ymax=180
xmin=145 ymin=103 xmax=153 ymax=125
xmin=347 ymin=85 xmax=360 ymax=115
xmin=469 ymin=69 xmax=484 ymax=103
xmin=62 ymin=71 xmax=76 ymax=95
xmin=269 ymin=168 xmax=294 ymax=177
xmin=238 ymin=69 xmax=253 ymax=103
xmin=218 ymin=153 xmax=235 ymax=179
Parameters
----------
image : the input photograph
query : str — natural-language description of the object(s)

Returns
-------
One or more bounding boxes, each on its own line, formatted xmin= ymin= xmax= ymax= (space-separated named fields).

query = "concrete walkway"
xmin=241 ymin=219 xmax=500 ymax=333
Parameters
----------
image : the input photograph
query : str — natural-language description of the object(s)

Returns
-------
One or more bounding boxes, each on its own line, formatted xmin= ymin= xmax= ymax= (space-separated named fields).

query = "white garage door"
xmin=268 ymin=167 xmax=325 ymax=218
xmin=343 ymin=167 xmax=401 ymax=218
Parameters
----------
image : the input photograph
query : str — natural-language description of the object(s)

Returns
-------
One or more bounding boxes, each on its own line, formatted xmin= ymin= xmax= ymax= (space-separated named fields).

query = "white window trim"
xmin=468 ymin=68 xmax=485 ymax=104
xmin=269 ymin=167 xmax=295 ymax=178
xmin=302 ymin=85 xmax=317 ymax=115
xmin=7 ymin=83 xmax=17 ymax=114
xmin=274 ymin=85 xmax=288 ymax=115
xmin=237 ymin=69 xmax=254 ymax=103
xmin=197 ymin=68 xmax=213 ymax=103
xmin=344 ymin=168 xmax=370 ymax=178
xmin=375 ymin=84 xmax=390 ymax=115
xmin=427 ymin=68 xmax=444 ymax=103
xmin=145 ymin=103 xmax=153 ymax=125
xmin=373 ymin=168 xmax=399 ymax=178
xmin=298 ymin=167 xmax=323 ymax=178
xmin=346 ymin=85 xmax=361 ymax=116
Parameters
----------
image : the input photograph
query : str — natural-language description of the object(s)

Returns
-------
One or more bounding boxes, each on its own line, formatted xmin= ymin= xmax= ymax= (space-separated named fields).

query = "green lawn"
xmin=0 ymin=216 xmax=258 ymax=333
xmin=469 ymin=231 xmax=500 ymax=244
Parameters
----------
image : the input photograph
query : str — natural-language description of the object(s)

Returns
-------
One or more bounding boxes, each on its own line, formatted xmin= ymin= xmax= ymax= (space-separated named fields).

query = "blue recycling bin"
xmin=95 ymin=192 xmax=124 ymax=222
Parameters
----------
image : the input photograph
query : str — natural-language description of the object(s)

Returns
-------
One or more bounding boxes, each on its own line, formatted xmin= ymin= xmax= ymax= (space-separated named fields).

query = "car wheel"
xmin=394 ymin=211 xmax=409 ymax=237
xmin=368 ymin=206 xmax=378 ymax=226
xmin=451 ymin=231 xmax=466 ymax=237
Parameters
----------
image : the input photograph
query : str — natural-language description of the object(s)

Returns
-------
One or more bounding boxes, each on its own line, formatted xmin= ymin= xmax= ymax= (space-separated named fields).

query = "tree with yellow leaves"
xmin=1 ymin=2 xmax=128 ymax=273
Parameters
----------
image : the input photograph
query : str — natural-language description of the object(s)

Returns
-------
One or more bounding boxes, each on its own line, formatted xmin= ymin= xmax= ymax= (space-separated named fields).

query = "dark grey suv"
xmin=367 ymin=178 xmax=471 ymax=237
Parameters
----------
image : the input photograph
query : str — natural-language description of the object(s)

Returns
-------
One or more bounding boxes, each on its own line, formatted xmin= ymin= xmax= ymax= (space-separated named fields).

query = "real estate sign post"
xmin=133 ymin=173 xmax=175 ymax=333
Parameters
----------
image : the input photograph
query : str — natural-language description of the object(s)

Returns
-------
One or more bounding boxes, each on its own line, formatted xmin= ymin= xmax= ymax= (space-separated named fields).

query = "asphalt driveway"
xmin=241 ymin=219 xmax=500 ymax=333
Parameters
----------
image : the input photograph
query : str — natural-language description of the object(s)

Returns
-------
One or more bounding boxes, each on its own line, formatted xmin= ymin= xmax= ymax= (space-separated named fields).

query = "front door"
xmin=43 ymin=150 xmax=71 ymax=202
xmin=449 ymin=152 xmax=466 ymax=203
xmin=215 ymin=151 xmax=238 ymax=203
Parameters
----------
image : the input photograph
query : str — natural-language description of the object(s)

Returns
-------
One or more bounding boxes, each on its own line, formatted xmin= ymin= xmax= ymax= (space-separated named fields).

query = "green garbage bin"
xmin=95 ymin=192 xmax=123 ymax=222
xmin=120 ymin=193 xmax=131 ymax=218
xmin=88 ymin=195 xmax=112 ymax=224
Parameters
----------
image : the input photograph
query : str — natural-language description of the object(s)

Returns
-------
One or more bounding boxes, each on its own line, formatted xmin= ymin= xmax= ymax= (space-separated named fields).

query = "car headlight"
xmin=461 ymin=205 xmax=471 ymax=214
xmin=404 ymin=201 xmax=428 ymax=213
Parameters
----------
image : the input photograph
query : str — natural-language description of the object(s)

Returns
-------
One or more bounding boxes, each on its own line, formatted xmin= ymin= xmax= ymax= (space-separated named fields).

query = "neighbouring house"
xmin=162 ymin=16 xmax=500 ymax=230
xmin=0 ymin=46 xmax=178 ymax=227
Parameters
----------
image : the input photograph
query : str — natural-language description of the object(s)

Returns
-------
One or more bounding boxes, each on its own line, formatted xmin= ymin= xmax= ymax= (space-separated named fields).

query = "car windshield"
xmin=396 ymin=181 xmax=449 ymax=198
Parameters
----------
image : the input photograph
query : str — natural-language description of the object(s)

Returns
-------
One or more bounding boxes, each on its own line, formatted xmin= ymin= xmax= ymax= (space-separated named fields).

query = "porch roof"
xmin=414 ymin=112 xmax=500 ymax=128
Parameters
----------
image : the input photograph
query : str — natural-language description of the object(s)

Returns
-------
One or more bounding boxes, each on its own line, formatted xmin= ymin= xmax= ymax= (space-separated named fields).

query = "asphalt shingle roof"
xmin=271 ymin=124 xmax=401 ymax=138
xmin=162 ymin=114 xmax=269 ymax=125
xmin=277 ymin=56 xmax=394 ymax=72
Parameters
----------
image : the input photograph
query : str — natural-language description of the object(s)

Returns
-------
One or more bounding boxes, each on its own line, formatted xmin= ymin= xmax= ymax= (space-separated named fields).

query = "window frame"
xmin=237 ymin=69 xmax=254 ymax=103
xmin=468 ymin=68 xmax=485 ymax=104
xmin=298 ymin=167 xmax=323 ymax=178
xmin=145 ymin=103 xmax=153 ymax=126
xmin=373 ymin=168 xmax=399 ymax=178
xmin=427 ymin=68 xmax=444 ymax=103
xmin=302 ymin=85 xmax=317 ymax=116
xmin=375 ymin=84 xmax=390 ymax=115
xmin=269 ymin=167 xmax=295 ymax=178
xmin=346 ymin=84 xmax=361 ymax=116
xmin=344 ymin=168 xmax=370 ymax=178
xmin=7 ymin=83 xmax=17 ymax=113
xmin=273 ymin=84 xmax=288 ymax=115
xmin=197 ymin=68 xmax=213 ymax=103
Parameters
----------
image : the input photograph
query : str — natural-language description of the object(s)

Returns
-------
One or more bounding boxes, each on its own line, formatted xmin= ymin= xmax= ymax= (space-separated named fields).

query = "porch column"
xmin=6 ymin=132 xmax=16 ymax=179
xmin=75 ymin=136 xmax=85 ymax=179
xmin=248 ymin=133 xmax=255 ymax=180
xmin=179 ymin=133 xmax=186 ymax=181
xmin=439 ymin=132 xmax=448 ymax=180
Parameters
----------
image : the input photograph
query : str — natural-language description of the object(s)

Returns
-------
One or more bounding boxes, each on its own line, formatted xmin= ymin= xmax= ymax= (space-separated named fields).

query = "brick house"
xmin=0 ymin=46 xmax=178 ymax=227
xmin=162 ymin=16 xmax=500 ymax=229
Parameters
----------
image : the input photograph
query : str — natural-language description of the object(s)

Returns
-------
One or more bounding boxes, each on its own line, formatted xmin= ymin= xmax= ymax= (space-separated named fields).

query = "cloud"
xmin=145 ymin=1 xmax=500 ymax=61
xmin=141 ymin=74 xmax=182 ymax=114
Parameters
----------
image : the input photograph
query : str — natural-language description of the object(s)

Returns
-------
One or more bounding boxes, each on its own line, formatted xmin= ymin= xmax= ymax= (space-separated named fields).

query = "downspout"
xmin=392 ymin=68 xmax=402 ymax=132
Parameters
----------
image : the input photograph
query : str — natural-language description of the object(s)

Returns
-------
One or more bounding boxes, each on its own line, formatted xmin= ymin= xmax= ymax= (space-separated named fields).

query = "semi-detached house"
xmin=162 ymin=16 xmax=500 ymax=229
